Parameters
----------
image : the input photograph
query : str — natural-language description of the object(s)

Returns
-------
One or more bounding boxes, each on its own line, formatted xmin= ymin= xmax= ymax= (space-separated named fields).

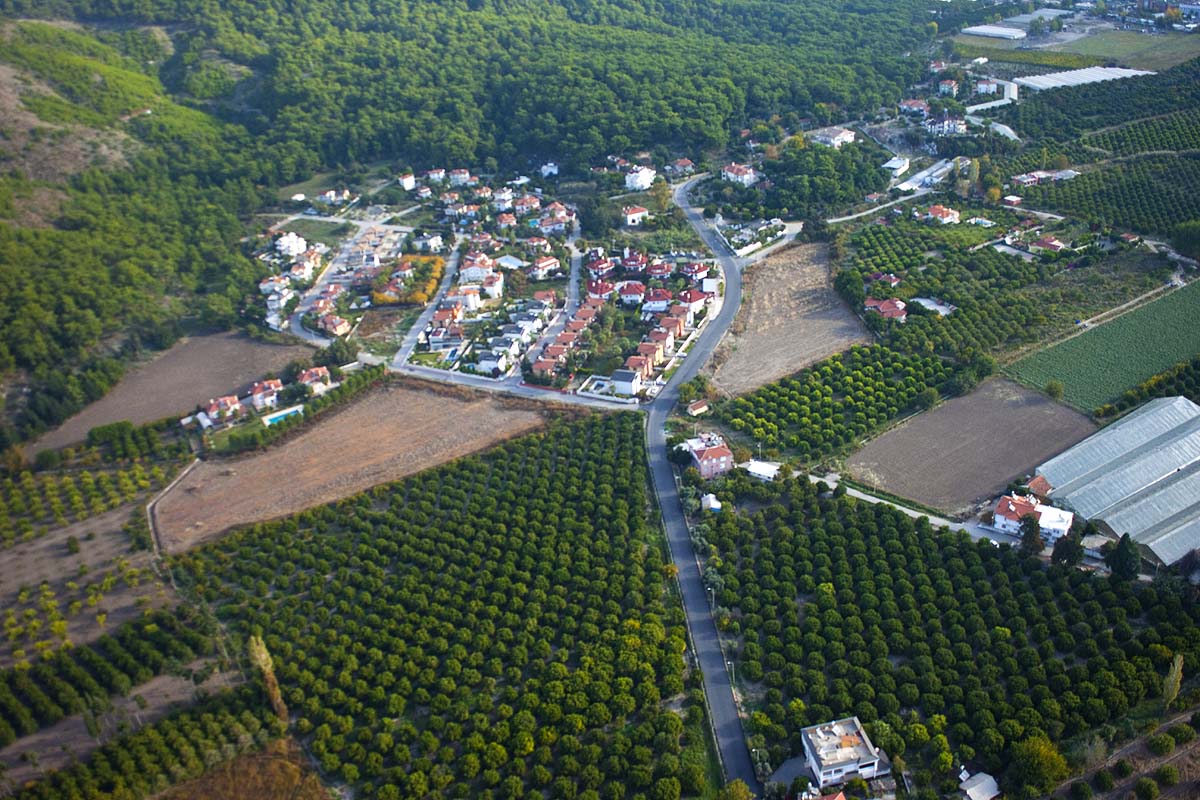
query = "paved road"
xmin=392 ymin=245 xmax=462 ymax=367
xmin=644 ymin=176 xmax=760 ymax=792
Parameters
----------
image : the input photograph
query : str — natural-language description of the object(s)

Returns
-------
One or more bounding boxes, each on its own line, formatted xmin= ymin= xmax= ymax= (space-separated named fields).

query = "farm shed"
xmin=1034 ymin=396 xmax=1200 ymax=566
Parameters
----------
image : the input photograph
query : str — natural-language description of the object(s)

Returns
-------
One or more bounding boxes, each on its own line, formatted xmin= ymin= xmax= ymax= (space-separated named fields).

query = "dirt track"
xmin=34 ymin=333 xmax=312 ymax=453
xmin=846 ymin=378 xmax=1096 ymax=515
xmin=710 ymin=244 xmax=870 ymax=396
xmin=153 ymin=384 xmax=549 ymax=553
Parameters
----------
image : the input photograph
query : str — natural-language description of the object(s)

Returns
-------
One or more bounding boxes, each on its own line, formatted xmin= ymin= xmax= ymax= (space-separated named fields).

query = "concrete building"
xmin=685 ymin=433 xmax=734 ymax=480
xmin=809 ymin=127 xmax=856 ymax=149
xmin=801 ymin=717 xmax=891 ymax=789
xmin=993 ymin=493 xmax=1074 ymax=543
xmin=612 ymin=368 xmax=642 ymax=397
xmin=1035 ymin=396 xmax=1200 ymax=566
xmin=882 ymin=156 xmax=910 ymax=178
xmin=625 ymin=166 xmax=657 ymax=191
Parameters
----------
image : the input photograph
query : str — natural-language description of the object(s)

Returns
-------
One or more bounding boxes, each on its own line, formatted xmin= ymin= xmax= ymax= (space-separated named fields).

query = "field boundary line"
xmin=146 ymin=458 xmax=200 ymax=586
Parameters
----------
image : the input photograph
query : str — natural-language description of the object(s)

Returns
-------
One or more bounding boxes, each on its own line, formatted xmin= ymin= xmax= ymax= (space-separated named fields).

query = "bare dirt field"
xmin=34 ymin=332 xmax=313 ymax=453
xmin=160 ymin=737 xmax=330 ymax=800
xmin=846 ymin=378 xmax=1096 ymax=515
xmin=709 ymin=244 xmax=871 ymax=396
xmin=153 ymin=382 xmax=553 ymax=553
xmin=0 ymin=504 xmax=173 ymax=668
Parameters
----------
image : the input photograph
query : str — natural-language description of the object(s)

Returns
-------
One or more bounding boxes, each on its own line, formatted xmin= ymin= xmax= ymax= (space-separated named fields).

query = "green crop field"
xmin=1055 ymin=29 xmax=1200 ymax=72
xmin=1008 ymin=279 xmax=1200 ymax=411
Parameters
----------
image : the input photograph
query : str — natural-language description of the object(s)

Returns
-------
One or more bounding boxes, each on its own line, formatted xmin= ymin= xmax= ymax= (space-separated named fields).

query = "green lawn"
xmin=1007 ymin=279 xmax=1200 ymax=411
xmin=277 ymin=218 xmax=355 ymax=247
xmin=1055 ymin=29 xmax=1200 ymax=71
xmin=276 ymin=171 xmax=338 ymax=202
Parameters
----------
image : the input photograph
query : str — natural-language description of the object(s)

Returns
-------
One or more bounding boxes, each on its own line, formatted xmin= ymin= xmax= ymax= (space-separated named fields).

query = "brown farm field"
xmin=709 ymin=244 xmax=871 ymax=396
xmin=846 ymin=379 xmax=1096 ymax=516
xmin=153 ymin=382 xmax=554 ymax=553
xmin=34 ymin=332 xmax=313 ymax=453
xmin=159 ymin=738 xmax=331 ymax=800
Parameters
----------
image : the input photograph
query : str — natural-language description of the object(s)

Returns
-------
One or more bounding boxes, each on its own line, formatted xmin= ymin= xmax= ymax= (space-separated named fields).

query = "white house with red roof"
xmin=449 ymin=168 xmax=475 ymax=186
xmin=623 ymin=206 xmax=650 ymax=226
xmin=513 ymin=195 xmax=541 ymax=215
xmin=298 ymin=366 xmax=332 ymax=395
xmin=482 ymin=272 xmax=504 ymax=299
xmin=619 ymin=281 xmax=647 ymax=305
xmin=1029 ymin=236 xmax=1066 ymax=253
xmin=678 ymin=289 xmax=709 ymax=315
xmin=924 ymin=205 xmax=960 ymax=225
xmin=681 ymin=262 xmax=709 ymax=282
xmin=587 ymin=257 xmax=616 ymax=280
xmin=993 ymin=493 xmax=1074 ymax=543
xmin=496 ymin=212 xmax=517 ymax=229
xmin=527 ymin=256 xmax=560 ymax=280
xmin=642 ymin=288 xmax=673 ymax=314
xmin=249 ymin=379 xmax=284 ymax=411
xmin=864 ymin=297 xmax=907 ymax=322
xmin=587 ymin=279 xmax=615 ymax=300
xmin=685 ymin=433 xmax=735 ymax=479
xmin=721 ymin=163 xmax=758 ymax=186
xmin=397 ymin=173 xmax=416 ymax=191
xmin=205 ymin=395 xmax=243 ymax=420
xmin=899 ymin=99 xmax=930 ymax=117
xmin=425 ymin=168 xmax=446 ymax=182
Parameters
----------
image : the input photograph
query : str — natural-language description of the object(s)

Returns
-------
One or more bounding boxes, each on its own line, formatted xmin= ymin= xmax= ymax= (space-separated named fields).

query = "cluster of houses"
xmin=258 ymin=233 xmax=328 ymax=332
xmin=421 ymin=283 xmax=559 ymax=376
xmin=185 ymin=367 xmax=336 ymax=431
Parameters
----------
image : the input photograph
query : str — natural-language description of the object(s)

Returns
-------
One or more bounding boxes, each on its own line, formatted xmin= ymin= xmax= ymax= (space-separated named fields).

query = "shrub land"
xmin=1008 ymin=280 xmax=1200 ymax=412
xmin=169 ymin=414 xmax=699 ymax=799
xmin=697 ymin=471 xmax=1200 ymax=797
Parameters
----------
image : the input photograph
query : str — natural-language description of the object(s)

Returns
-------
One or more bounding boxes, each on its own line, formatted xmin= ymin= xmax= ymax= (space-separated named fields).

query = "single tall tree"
xmin=1163 ymin=653 xmax=1184 ymax=711
xmin=1020 ymin=514 xmax=1044 ymax=556
xmin=1105 ymin=533 xmax=1141 ymax=580
xmin=1051 ymin=532 xmax=1084 ymax=566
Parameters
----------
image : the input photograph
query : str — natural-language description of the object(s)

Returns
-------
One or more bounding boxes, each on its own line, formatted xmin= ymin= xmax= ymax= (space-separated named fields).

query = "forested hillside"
xmin=4 ymin=0 xmax=932 ymax=167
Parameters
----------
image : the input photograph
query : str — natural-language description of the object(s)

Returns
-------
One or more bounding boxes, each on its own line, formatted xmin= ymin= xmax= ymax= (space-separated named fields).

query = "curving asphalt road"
xmin=645 ymin=176 xmax=760 ymax=792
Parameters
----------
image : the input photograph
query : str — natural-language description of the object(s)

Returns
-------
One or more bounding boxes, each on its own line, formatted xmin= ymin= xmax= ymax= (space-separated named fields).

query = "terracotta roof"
xmin=995 ymin=494 xmax=1039 ymax=524
xmin=1027 ymin=475 xmax=1053 ymax=497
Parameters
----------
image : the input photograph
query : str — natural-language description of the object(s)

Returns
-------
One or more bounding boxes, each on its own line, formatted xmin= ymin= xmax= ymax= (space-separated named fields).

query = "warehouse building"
xmin=1034 ymin=396 xmax=1200 ymax=567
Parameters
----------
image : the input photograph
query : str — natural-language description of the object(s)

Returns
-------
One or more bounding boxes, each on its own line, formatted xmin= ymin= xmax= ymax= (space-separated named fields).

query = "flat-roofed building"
xmin=801 ymin=716 xmax=891 ymax=789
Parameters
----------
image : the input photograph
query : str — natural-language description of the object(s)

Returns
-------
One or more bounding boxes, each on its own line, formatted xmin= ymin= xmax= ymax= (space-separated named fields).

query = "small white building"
xmin=739 ymin=460 xmax=781 ymax=482
xmin=625 ymin=166 xmax=657 ymax=191
xmin=612 ymin=368 xmax=643 ymax=397
xmin=960 ymin=772 xmax=1001 ymax=800
xmin=809 ymin=127 xmax=856 ymax=149
xmin=623 ymin=205 xmax=651 ymax=226
xmin=397 ymin=173 xmax=416 ymax=191
xmin=701 ymin=493 xmax=722 ymax=512
xmin=882 ymin=156 xmax=910 ymax=178
xmin=540 ymin=162 xmax=559 ymax=177
xmin=801 ymin=717 xmax=891 ymax=789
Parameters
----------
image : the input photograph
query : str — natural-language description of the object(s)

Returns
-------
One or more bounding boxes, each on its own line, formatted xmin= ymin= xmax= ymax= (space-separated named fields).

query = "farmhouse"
xmin=298 ymin=366 xmax=332 ymax=394
xmin=899 ymin=99 xmax=931 ymax=117
xmin=864 ymin=297 xmax=907 ymax=322
xmin=925 ymin=205 xmax=960 ymax=225
xmin=249 ymin=379 xmax=284 ymax=411
xmin=205 ymin=395 xmax=243 ymax=419
xmin=801 ymin=717 xmax=891 ymax=789
xmin=687 ymin=400 xmax=709 ymax=416
xmin=938 ymin=79 xmax=959 ymax=97
xmin=992 ymin=493 xmax=1075 ymax=544
xmin=1034 ymin=396 xmax=1200 ymax=567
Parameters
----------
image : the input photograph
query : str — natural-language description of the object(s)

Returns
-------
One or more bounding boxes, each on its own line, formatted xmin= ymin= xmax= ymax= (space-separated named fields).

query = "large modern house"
xmin=801 ymin=716 xmax=891 ymax=788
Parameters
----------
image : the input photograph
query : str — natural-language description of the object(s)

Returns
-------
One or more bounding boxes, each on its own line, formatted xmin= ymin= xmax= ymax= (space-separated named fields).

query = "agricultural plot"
xmin=1096 ymin=354 xmax=1200 ymax=419
xmin=717 ymin=344 xmax=953 ymax=460
xmin=1008 ymin=279 xmax=1200 ymax=411
xmin=699 ymin=471 xmax=1200 ymax=797
xmin=709 ymin=244 xmax=870 ymax=396
xmin=1021 ymin=155 xmax=1200 ymax=236
xmin=845 ymin=379 xmax=1095 ymax=515
xmin=1053 ymin=29 xmax=1200 ymax=72
xmin=1084 ymin=108 xmax=1200 ymax=157
xmin=169 ymin=414 xmax=696 ymax=799
xmin=33 ymin=332 xmax=312 ymax=453
xmin=154 ymin=382 xmax=549 ymax=553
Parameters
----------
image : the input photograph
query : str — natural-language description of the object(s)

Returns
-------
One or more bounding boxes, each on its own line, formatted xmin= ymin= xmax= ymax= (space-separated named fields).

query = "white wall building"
xmin=276 ymin=231 xmax=308 ymax=258
xmin=801 ymin=717 xmax=891 ymax=789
